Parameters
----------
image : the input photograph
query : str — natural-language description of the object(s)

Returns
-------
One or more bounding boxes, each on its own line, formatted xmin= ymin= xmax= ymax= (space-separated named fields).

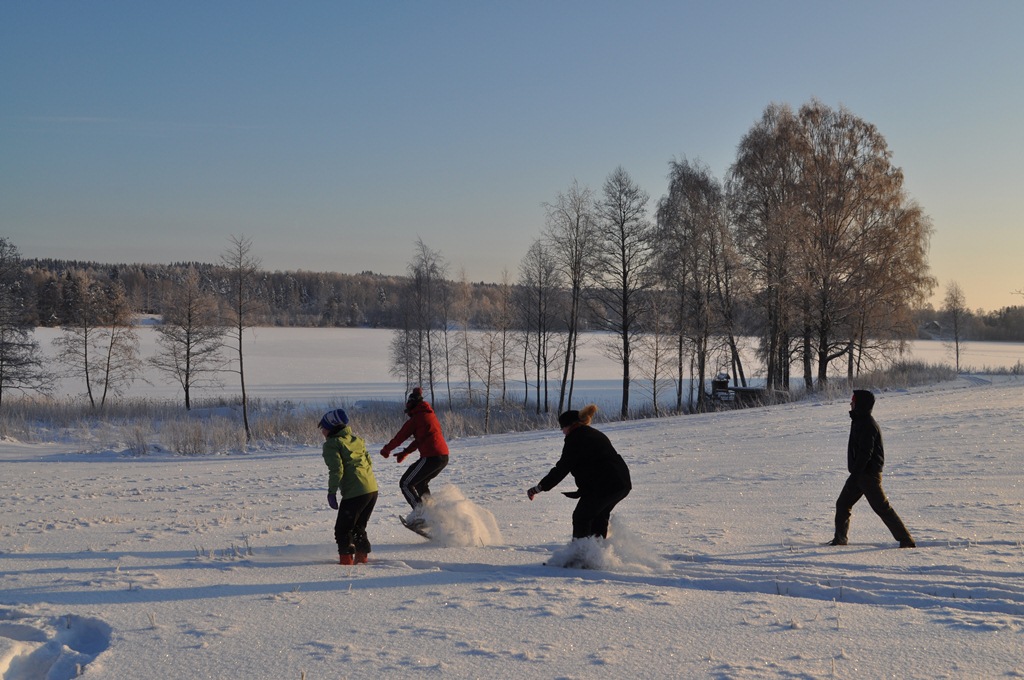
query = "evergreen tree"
xmin=0 ymin=238 xmax=51 ymax=407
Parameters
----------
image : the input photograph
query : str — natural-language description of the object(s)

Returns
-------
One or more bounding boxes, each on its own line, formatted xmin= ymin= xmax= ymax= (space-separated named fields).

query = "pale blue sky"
xmin=2 ymin=1 xmax=1021 ymax=310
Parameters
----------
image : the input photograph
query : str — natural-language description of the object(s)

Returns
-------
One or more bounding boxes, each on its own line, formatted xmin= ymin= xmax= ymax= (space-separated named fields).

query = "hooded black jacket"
xmin=848 ymin=389 xmax=884 ymax=475
xmin=539 ymin=425 xmax=632 ymax=496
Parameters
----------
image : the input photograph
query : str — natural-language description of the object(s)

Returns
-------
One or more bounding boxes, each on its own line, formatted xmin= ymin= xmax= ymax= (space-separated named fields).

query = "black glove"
xmin=328 ymin=493 xmax=338 ymax=509
xmin=527 ymin=485 xmax=542 ymax=500
xmin=561 ymin=490 xmax=582 ymax=499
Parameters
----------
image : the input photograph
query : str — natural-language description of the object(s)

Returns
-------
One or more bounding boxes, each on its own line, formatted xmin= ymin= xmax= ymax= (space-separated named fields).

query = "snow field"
xmin=1 ymin=329 xmax=1023 ymax=678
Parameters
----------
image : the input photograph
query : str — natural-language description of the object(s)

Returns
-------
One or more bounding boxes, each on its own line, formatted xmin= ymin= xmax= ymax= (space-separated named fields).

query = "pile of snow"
xmin=416 ymin=485 xmax=503 ymax=547
xmin=544 ymin=517 xmax=671 ymax=573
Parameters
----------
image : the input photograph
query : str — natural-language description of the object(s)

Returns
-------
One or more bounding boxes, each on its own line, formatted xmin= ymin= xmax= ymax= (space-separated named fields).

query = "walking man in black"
xmin=830 ymin=390 xmax=916 ymax=548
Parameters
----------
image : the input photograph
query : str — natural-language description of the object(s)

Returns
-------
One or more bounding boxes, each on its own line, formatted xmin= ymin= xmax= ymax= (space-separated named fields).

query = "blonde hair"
xmin=578 ymin=404 xmax=598 ymax=426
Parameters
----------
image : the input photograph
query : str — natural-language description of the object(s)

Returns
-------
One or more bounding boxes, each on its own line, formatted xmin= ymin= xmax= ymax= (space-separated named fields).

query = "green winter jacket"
xmin=322 ymin=426 xmax=378 ymax=499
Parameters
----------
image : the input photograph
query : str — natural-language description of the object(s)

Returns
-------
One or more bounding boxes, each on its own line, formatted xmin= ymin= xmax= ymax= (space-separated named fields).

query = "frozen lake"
xmin=34 ymin=326 xmax=1024 ymax=408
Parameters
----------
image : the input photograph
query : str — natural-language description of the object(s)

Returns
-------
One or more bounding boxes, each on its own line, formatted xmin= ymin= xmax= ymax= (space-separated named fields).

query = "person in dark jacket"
xmin=380 ymin=387 xmax=450 ymax=528
xmin=829 ymin=390 xmax=916 ymax=548
xmin=319 ymin=408 xmax=378 ymax=565
xmin=527 ymin=404 xmax=632 ymax=539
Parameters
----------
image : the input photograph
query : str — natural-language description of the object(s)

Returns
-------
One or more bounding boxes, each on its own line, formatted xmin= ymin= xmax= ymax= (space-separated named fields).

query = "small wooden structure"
xmin=727 ymin=386 xmax=772 ymax=406
xmin=709 ymin=372 xmax=779 ymax=408
xmin=710 ymin=373 xmax=732 ymax=402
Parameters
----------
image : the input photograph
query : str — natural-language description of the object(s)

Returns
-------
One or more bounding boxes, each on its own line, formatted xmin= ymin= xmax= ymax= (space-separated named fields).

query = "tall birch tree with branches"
xmin=543 ymin=179 xmax=598 ymax=413
xmin=656 ymin=159 xmax=731 ymax=412
xmin=729 ymin=103 xmax=805 ymax=392
xmin=592 ymin=166 xmax=654 ymax=419
xmin=942 ymin=281 xmax=968 ymax=373
xmin=151 ymin=267 xmax=227 ymax=410
xmin=517 ymin=240 xmax=559 ymax=415
xmin=793 ymin=100 xmax=934 ymax=387
xmin=397 ymin=237 xmax=446 ymax=399
xmin=220 ymin=235 xmax=262 ymax=442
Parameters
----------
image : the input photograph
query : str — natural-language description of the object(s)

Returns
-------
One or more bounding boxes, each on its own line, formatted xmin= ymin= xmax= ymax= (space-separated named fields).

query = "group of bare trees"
xmin=730 ymin=101 xmax=935 ymax=392
xmin=388 ymin=239 xmax=518 ymax=433
xmin=515 ymin=168 xmax=662 ymax=420
xmin=4 ymin=99 xmax=941 ymax=426
xmin=50 ymin=269 xmax=142 ymax=409
xmin=128 ymin=235 xmax=262 ymax=440
xmin=390 ymin=100 xmax=937 ymax=420
xmin=0 ymin=236 xmax=262 ymax=439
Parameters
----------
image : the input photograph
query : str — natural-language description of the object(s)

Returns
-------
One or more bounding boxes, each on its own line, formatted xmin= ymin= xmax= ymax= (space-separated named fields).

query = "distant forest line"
xmin=21 ymin=258 xmax=1024 ymax=343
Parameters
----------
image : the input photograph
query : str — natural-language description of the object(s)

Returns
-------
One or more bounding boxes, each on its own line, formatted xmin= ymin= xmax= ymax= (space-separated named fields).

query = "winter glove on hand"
xmin=379 ymin=447 xmax=391 ymax=459
xmin=395 ymin=451 xmax=409 ymax=464
xmin=527 ymin=485 xmax=542 ymax=501
xmin=328 ymin=493 xmax=339 ymax=510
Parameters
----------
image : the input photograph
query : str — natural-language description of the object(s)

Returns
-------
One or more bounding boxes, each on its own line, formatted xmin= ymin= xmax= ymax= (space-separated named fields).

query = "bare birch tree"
xmin=942 ymin=281 xmax=968 ymax=372
xmin=846 ymin=198 xmax=934 ymax=378
xmin=455 ymin=269 xmax=475 ymax=404
xmin=151 ymin=267 xmax=227 ymax=410
xmin=543 ymin=179 xmax=598 ymax=413
xmin=93 ymin=279 xmax=142 ymax=407
xmin=438 ymin=271 xmax=455 ymax=406
xmin=494 ymin=269 xmax=515 ymax=403
xmin=404 ymin=239 xmax=448 ymax=402
xmin=470 ymin=328 xmax=503 ymax=433
xmin=794 ymin=100 xmax=934 ymax=388
xmin=220 ymin=235 xmax=262 ymax=442
xmin=52 ymin=270 xmax=104 ymax=407
xmin=517 ymin=240 xmax=559 ymax=414
xmin=592 ymin=166 xmax=654 ymax=419
xmin=634 ymin=287 xmax=675 ymax=416
xmin=729 ymin=103 xmax=804 ymax=392
xmin=656 ymin=159 xmax=727 ymax=412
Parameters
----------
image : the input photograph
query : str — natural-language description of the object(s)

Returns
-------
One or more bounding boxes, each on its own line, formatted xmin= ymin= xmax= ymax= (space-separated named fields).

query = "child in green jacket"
xmin=320 ymin=408 xmax=379 ymax=565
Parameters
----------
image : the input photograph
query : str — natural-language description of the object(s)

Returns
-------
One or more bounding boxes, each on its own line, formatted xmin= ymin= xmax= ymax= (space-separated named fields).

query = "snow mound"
xmin=545 ymin=516 xmax=671 ymax=573
xmin=0 ymin=607 xmax=111 ymax=680
xmin=419 ymin=485 xmax=503 ymax=547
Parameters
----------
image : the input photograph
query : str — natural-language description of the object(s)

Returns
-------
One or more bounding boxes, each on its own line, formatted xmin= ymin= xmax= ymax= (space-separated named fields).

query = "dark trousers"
xmin=572 ymin=487 xmax=631 ymax=539
xmin=834 ymin=472 xmax=912 ymax=543
xmin=335 ymin=491 xmax=377 ymax=555
xmin=400 ymin=456 xmax=449 ymax=509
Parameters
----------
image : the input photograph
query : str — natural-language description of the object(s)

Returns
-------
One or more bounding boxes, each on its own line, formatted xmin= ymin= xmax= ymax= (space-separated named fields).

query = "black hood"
xmin=851 ymin=389 xmax=875 ymax=416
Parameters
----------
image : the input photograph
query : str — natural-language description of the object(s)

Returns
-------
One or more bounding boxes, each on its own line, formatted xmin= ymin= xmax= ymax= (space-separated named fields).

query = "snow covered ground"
xmin=2 ymin=329 xmax=1023 ymax=678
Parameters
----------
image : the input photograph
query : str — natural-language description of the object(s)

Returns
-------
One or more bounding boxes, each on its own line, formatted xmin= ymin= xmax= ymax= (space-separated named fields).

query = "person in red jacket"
xmin=380 ymin=387 xmax=450 ymax=528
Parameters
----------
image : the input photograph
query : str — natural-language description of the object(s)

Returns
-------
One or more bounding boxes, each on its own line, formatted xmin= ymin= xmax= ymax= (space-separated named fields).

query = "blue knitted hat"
xmin=318 ymin=408 xmax=349 ymax=431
